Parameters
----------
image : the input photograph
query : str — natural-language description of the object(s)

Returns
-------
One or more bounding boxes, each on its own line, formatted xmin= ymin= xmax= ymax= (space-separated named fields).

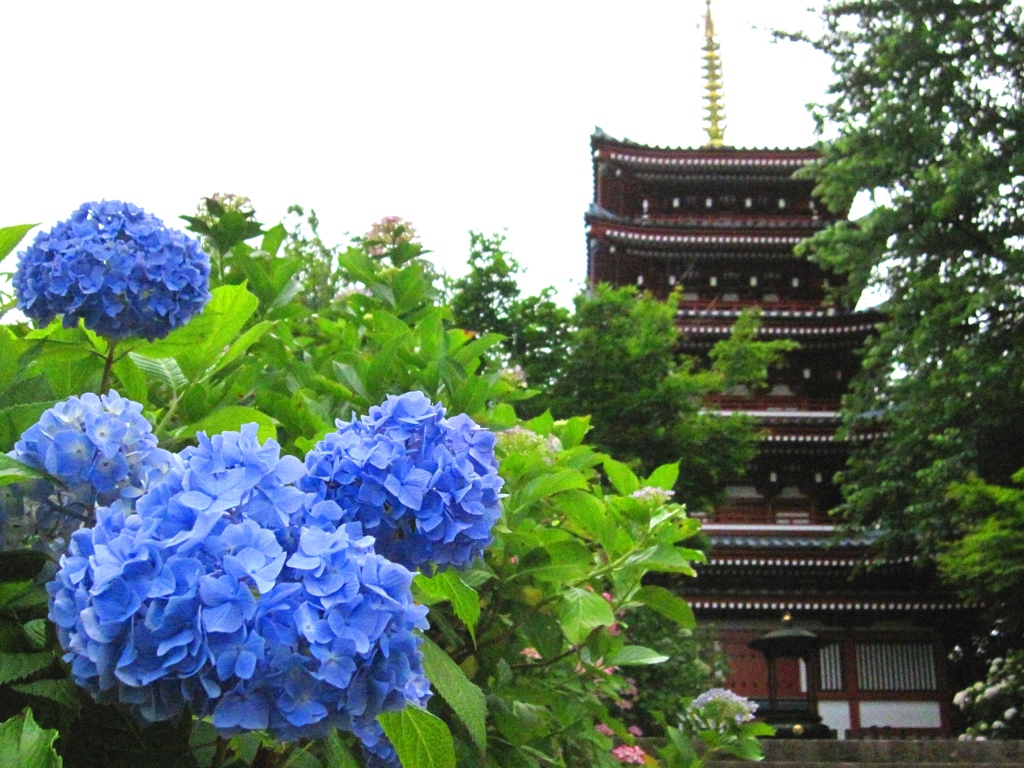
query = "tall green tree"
xmin=548 ymin=285 xmax=792 ymax=511
xmin=447 ymin=232 xmax=572 ymax=396
xmin=799 ymin=0 xmax=1024 ymax=559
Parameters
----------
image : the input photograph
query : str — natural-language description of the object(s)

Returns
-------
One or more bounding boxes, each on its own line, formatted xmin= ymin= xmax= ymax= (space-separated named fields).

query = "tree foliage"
xmin=447 ymin=232 xmax=572 ymax=397
xmin=799 ymin=0 xmax=1024 ymax=559
xmin=547 ymin=285 xmax=793 ymax=511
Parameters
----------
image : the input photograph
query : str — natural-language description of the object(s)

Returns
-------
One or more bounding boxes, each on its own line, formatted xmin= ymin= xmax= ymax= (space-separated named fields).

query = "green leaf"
xmin=557 ymin=416 xmax=591 ymax=449
xmin=135 ymin=284 xmax=259 ymax=379
xmin=333 ymin=362 xmax=369 ymax=399
xmin=645 ymin=462 xmax=680 ymax=491
xmin=524 ymin=410 xmax=554 ymax=436
xmin=607 ymin=645 xmax=669 ymax=665
xmin=0 ymin=224 xmax=37 ymax=261
xmin=178 ymin=407 xmax=277 ymax=444
xmin=413 ymin=571 xmax=480 ymax=642
xmin=625 ymin=545 xmax=699 ymax=575
xmin=21 ymin=620 xmax=46 ymax=651
xmin=260 ymin=223 xmax=288 ymax=258
xmin=516 ymin=469 xmax=590 ymax=513
xmin=0 ymin=581 xmax=32 ymax=609
xmin=0 ymin=709 xmax=62 ymax=768
xmin=11 ymin=679 xmax=80 ymax=711
xmin=662 ymin=725 xmax=699 ymax=768
xmin=516 ymin=541 xmax=593 ymax=583
xmin=0 ymin=402 xmax=53 ymax=454
xmin=0 ymin=652 xmax=53 ymax=686
xmin=208 ymin=320 xmax=274 ymax=376
xmin=323 ymin=729 xmax=362 ymax=768
xmin=377 ymin=707 xmax=455 ymax=768
xmin=742 ymin=721 xmax=776 ymax=737
xmin=557 ymin=587 xmax=616 ymax=644
xmin=0 ymin=455 xmax=46 ymax=488
xmin=420 ymin=637 xmax=487 ymax=753
xmin=722 ymin=735 xmax=765 ymax=761
xmin=603 ymin=458 xmax=640 ymax=497
xmin=488 ymin=403 xmax=518 ymax=430
xmin=634 ymin=585 xmax=696 ymax=629
xmin=127 ymin=354 xmax=187 ymax=397
xmin=555 ymin=491 xmax=616 ymax=553
xmin=110 ymin=356 xmax=149 ymax=404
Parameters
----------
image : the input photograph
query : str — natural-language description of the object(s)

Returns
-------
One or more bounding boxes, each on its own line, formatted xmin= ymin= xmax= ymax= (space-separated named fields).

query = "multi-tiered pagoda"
xmin=583 ymin=0 xmax=975 ymax=738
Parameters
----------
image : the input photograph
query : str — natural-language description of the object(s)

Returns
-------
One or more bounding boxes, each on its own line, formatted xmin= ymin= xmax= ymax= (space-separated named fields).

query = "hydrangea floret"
xmin=300 ymin=392 xmax=504 ymax=571
xmin=47 ymin=423 xmax=430 ymax=765
xmin=3 ymin=391 xmax=172 ymax=550
xmin=14 ymin=200 xmax=210 ymax=340
xmin=686 ymin=688 xmax=758 ymax=732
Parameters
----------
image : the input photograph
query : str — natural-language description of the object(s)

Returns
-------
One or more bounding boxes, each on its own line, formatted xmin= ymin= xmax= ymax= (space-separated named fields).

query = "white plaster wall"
xmin=858 ymin=701 xmax=942 ymax=729
xmin=818 ymin=701 xmax=851 ymax=739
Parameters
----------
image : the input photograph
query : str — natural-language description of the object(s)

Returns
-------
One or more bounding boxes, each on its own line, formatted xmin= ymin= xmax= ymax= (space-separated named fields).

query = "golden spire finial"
xmin=702 ymin=0 xmax=726 ymax=147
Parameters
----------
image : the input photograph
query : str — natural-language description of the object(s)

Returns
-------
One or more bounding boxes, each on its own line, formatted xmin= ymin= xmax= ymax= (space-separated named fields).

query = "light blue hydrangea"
xmin=300 ymin=391 xmax=504 ymax=571
xmin=14 ymin=200 xmax=210 ymax=340
xmin=47 ymin=423 xmax=430 ymax=760
xmin=685 ymin=688 xmax=759 ymax=733
xmin=3 ymin=391 xmax=173 ymax=552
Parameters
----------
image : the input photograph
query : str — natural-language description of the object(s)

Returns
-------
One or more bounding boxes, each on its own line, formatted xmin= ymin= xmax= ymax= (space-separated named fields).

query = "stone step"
xmin=714 ymin=740 xmax=1024 ymax=764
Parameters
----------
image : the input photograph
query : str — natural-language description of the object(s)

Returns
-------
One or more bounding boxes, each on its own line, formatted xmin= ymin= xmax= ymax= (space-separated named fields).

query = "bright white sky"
xmin=2 ymin=1 xmax=834 ymax=303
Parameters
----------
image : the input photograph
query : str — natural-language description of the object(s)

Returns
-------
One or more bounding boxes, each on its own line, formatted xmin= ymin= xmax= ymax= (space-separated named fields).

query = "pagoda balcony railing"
xmin=640 ymin=213 xmax=824 ymax=230
xmin=678 ymin=300 xmax=841 ymax=314
xmin=705 ymin=395 xmax=841 ymax=412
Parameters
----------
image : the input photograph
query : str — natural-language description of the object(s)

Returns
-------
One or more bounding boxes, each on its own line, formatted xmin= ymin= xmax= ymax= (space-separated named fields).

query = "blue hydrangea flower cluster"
xmin=300 ymin=391 xmax=504 ymax=571
xmin=686 ymin=688 xmax=759 ymax=733
xmin=47 ymin=424 xmax=430 ymax=758
xmin=14 ymin=200 xmax=210 ymax=340
xmin=3 ymin=391 xmax=172 ymax=552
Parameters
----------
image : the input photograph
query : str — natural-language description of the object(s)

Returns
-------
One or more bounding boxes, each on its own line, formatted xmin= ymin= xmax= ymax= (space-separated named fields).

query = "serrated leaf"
xmin=11 ymin=679 xmax=80 ymax=711
xmin=634 ymin=585 xmax=696 ymax=629
xmin=413 ymin=571 xmax=480 ymax=642
xmin=178 ymin=408 xmax=277 ymax=444
xmin=377 ymin=707 xmax=455 ymax=768
xmin=128 ymin=353 xmax=187 ymax=397
xmin=420 ymin=637 xmax=487 ymax=753
xmin=557 ymin=587 xmax=615 ymax=644
xmin=624 ymin=544 xmax=699 ymax=575
xmin=524 ymin=410 xmax=554 ymax=436
xmin=110 ymin=356 xmax=149 ymax=404
xmin=0 ymin=402 xmax=53 ymax=454
xmin=333 ymin=362 xmax=368 ymax=399
xmin=323 ymin=729 xmax=361 ymax=768
xmin=134 ymin=284 xmax=259 ymax=379
xmin=0 ymin=581 xmax=33 ymax=609
xmin=0 ymin=708 xmax=62 ymax=768
xmin=487 ymin=403 xmax=518 ymax=430
xmin=557 ymin=416 xmax=591 ymax=449
xmin=208 ymin=320 xmax=273 ymax=376
xmin=607 ymin=645 xmax=669 ymax=665
xmin=645 ymin=462 xmax=680 ymax=492
xmin=0 ymin=651 xmax=53 ymax=685
xmin=515 ymin=469 xmax=590 ymax=513
xmin=21 ymin=621 xmax=47 ymax=651
xmin=603 ymin=458 xmax=640 ymax=497
xmin=0 ymin=224 xmax=37 ymax=260
xmin=516 ymin=540 xmax=593 ymax=583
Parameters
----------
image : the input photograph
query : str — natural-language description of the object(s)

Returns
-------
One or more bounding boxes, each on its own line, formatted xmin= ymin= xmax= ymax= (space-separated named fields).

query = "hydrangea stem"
xmin=100 ymin=341 xmax=117 ymax=393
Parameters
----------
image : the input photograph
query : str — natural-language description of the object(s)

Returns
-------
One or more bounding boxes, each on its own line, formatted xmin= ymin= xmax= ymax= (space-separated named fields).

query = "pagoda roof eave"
xmin=592 ymin=127 xmax=820 ymax=157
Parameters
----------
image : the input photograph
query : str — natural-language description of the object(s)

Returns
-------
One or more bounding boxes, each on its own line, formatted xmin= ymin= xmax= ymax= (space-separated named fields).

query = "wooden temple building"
xmin=583 ymin=0 xmax=976 ymax=738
